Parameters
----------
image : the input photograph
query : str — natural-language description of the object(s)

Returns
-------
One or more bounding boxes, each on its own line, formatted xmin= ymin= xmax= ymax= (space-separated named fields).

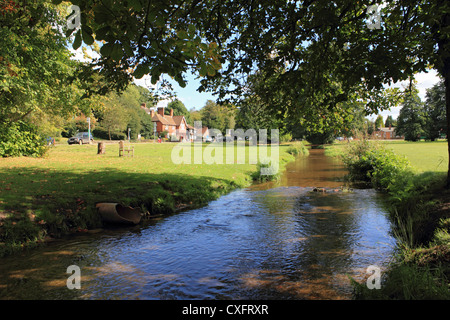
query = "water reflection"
xmin=0 ymin=149 xmax=395 ymax=300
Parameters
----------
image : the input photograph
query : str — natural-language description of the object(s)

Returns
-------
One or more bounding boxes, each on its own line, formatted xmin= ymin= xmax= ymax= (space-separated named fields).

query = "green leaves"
xmin=72 ymin=30 xmax=82 ymax=50
xmin=81 ymin=26 xmax=94 ymax=45
xmin=133 ymin=63 xmax=149 ymax=79
xmin=128 ymin=0 xmax=142 ymax=11
xmin=99 ymin=42 xmax=122 ymax=61
xmin=72 ymin=26 xmax=94 ymax=50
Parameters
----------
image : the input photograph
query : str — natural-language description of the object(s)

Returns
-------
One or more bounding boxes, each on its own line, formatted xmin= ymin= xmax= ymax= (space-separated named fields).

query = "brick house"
xmin=371 ymin=125 xmax=404 ymax=140
xmin=150 ymin=107 xmax=190 ymax=141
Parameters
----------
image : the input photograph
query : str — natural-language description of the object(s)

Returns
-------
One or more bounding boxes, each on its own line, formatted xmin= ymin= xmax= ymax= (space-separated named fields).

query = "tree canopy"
xmin=59 ymin=1 xmax=448 ymax=109
xmin=1 ymin=0 xmax=81 ymax=124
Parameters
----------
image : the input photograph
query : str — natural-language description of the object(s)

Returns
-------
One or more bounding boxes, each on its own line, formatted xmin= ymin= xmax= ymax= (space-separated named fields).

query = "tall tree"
xmin=423 ymin=80 xmax=447 ymax=141
xmin=189 ymin=108 xmax=202 ymax=125
xmin=375 ymin=115 xmax=384 ymax=130
xmin=385 ymin=115 xmax=397 ymax=128
xmin=396 ymin=90 xmax=425 ymax=142
xmin=100 ymin=96 xmax=129 ymax=140
xmin=0 ymin=0 xmax=101 ymax=156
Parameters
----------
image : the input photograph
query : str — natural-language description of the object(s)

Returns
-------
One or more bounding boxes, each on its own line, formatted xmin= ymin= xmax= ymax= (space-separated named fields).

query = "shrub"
xmin=340 ymin=140 xmax=412 ymax=191
xmin=280 ymin=132 xmax=292 ymax=143
xmin=92 ymin=127 xmax=127 ymax=140
xmin=0 ymin=213 xmax=43 ymax=244
xmin=252 ymin=159 xmax=280 ymax=182
xmin=286 ymin=141 xmax=309 ymax=157
xmin=304 ymin=130 xmax=335 ymax=145
xmin=0 ymin=121 xmax=47 ymax=157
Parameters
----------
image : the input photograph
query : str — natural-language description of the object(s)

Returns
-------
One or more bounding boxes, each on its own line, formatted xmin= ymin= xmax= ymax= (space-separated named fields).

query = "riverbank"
xmin=0 ymin=141 xmax=302 ymax=256
xmin=326 ymin=140 xmax=450 ymax=299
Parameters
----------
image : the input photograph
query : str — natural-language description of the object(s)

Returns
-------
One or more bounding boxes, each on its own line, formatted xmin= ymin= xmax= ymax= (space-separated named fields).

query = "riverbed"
xmin=0 ymin=149 xmax=396 ymax=299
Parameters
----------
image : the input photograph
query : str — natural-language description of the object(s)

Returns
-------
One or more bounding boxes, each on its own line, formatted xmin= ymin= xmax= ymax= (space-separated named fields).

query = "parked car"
xmin=68 ymin=132 xmax=94 ymax=145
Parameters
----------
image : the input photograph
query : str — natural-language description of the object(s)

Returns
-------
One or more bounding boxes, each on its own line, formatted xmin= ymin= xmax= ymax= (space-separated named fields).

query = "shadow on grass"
xmin=0 ymin=166 xmax=245 ymax=255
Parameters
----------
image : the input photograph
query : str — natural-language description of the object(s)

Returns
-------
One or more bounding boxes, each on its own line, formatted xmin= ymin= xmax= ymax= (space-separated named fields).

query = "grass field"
xmin=326 ymin=140 xmax=448 ymax=174
xmin=0 ymin=141 xmax=296 ymax=252
xmin=381 ymin=140 xmax=448 ymax=173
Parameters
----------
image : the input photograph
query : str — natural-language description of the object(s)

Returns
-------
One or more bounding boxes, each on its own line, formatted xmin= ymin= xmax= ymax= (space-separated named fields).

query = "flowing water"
xmin=0 ymin=149 xmax=396 ymax=300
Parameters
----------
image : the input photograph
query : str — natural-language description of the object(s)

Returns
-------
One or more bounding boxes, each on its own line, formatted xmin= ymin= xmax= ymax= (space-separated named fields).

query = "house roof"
xmin=151 ymin=113 xmax=176 ymax=126
xmin=378 ymin=127 xmax=395 ymax=132
xmin=172 ymin=115 xmax=186 ymax=126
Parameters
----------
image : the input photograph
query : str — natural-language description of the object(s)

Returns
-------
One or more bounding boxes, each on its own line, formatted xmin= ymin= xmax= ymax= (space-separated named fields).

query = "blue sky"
xmin=133 ymin=73 xmax=216 ymax=111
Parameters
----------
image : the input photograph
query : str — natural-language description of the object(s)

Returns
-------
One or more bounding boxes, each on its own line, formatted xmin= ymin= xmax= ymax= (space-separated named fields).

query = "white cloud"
xmin=368 ymin=69 xmax=441 ymax=121
xmin=415 ymin=69 xmax=441 ymax=100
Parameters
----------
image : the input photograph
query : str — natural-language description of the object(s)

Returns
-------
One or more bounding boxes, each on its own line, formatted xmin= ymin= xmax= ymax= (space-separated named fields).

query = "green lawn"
xmin=0 ymin=141 xmax=295 ymax=250
xmin=326 ymin=140 xmax=448 ymax=174
xmin=380 ymin=140 xmax=448 ymax=173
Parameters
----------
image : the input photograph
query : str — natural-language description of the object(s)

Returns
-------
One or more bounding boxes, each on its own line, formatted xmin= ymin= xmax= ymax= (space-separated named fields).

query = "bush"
xmin=0 ymin=213 xmax=43 ymax=245
xmin=340 ymin=140 xmax=412 ymax=191
xmin=304 ymin=130 xmax=335 ymax=145
xmin=286 ymin=141 xmax=309 ymax=157
xmin=280 ymin=132 xmax=292 ymax=143
xmin=252 ymin=159 xmax=280 ymax=182
xmin=0 ymin=121 xmax=47 ymax=157
xmin=93 ymin=127 xmax=127 ymax=140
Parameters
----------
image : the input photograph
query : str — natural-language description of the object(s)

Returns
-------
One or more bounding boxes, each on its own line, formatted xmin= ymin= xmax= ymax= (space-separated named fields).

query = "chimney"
xmin=150 ymin=109 xmax=154 ymax=117
xmin=170 ymin=108 xmax=173 ymax=117
xmin=389 ymin=124 xmax=392 ymax=130
xmin=157 ymin=107 xmax=164 ymax=117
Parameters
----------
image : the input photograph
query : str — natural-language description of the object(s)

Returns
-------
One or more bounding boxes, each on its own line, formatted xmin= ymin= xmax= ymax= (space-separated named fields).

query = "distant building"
xmin=371 ymin=125 xmax=404 ymax=140
xmin=149 ymin=106 xmax=195 ymax=141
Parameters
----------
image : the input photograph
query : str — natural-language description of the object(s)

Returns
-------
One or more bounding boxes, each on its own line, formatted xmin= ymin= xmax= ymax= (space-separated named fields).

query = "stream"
xmin=0 ymin=149 xmax=396 ymax=300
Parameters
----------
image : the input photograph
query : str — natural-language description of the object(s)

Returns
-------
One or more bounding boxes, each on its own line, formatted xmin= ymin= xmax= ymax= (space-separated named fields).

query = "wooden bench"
xmin=119 ymin=140 xmax=134 ymax=157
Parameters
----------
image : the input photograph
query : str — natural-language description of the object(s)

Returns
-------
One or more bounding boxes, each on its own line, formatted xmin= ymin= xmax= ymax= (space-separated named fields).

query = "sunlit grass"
xmin=325 ymin=140 xmax=448 ymax=174
xmin=380 ymin=140 xmax=448 ymax=173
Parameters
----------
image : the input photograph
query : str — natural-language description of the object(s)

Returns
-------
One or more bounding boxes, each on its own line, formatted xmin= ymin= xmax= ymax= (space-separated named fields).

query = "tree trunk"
xmin=97 ymin=142 xmax=105 ymax=155
xmin=446 ymin=73 xmax=450 ymax=187
xmin=437 ymin=9 xmax=450 ymax=188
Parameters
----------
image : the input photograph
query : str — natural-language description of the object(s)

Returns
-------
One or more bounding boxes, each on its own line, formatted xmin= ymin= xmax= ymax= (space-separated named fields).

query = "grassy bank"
xmin=0 ymin=141 xmax=301 ymax=256
xmin=327 ymin=140 xmax=450 ymax=299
